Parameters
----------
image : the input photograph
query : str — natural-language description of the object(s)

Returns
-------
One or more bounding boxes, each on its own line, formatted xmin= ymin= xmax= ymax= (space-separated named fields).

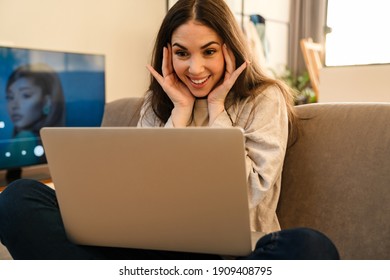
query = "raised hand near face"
xmin=146 ymin=44 xmax=195 ymax=127
xmin=207 ymin=44 xmax=248 ymax=125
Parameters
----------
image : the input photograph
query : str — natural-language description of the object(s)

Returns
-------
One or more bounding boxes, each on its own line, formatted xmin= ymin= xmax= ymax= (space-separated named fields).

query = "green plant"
xmin=275 ymin=68 xmax=316 ymax=105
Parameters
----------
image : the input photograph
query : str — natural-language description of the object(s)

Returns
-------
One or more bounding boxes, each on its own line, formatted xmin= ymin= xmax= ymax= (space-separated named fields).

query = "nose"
xmin=188 ymin=56 xmax=204 ymax=75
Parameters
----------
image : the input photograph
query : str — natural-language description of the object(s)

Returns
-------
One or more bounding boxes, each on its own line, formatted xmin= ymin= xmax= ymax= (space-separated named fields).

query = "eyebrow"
xmin=172 ymin=41 xmax=221 ymax=50
xmin=7 ymin=86 xmax=32 ymax=93
xmin=17 ymin=86 xmax=34 ymax=92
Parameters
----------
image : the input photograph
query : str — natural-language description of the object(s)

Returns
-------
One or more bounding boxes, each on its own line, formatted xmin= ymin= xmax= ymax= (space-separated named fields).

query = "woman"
xmin=142 ymin=0 xmax=295 ymax=234
xmin=6 ymin=63 xmax=66 ymax=137
xmin=0 ymin=0 xmax=339 ymax=260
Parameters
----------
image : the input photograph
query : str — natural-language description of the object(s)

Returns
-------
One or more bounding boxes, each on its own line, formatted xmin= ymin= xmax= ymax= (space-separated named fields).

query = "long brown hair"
xmin=146 ymin=0 xmax=297 ymax=136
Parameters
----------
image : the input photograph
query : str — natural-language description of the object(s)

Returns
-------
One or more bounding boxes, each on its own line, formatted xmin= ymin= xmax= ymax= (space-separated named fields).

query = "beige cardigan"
xmin=138 ymin=86 xmax=289 ymax=233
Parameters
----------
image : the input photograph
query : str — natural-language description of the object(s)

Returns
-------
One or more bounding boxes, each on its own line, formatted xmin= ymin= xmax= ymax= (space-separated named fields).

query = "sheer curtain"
xmin=288 ymin=0 xmax=327 ymax=75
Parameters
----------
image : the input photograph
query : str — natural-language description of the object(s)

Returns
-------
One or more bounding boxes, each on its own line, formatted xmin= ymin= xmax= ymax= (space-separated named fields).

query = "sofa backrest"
xmin=278 ymin=103 xmax=390 ymax=260
xmin=101 ymin=97 xmax=142 ymax=127
xmin=102 ymin=98 xmax=390 ymax=259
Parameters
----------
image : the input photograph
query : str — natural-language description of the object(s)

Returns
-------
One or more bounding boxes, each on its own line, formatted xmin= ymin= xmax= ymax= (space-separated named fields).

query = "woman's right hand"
xmin=146 ymin=45 xmax=194 ymax=127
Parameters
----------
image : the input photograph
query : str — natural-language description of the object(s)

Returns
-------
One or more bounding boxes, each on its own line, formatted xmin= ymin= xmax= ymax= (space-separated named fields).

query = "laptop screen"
xmin=0 ymin=46 xmax=105 ymax=173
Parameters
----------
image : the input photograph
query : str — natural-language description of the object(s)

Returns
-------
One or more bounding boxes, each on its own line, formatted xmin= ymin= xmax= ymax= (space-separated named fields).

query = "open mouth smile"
xmin=188 ymin=76 xmax=210 ymax=87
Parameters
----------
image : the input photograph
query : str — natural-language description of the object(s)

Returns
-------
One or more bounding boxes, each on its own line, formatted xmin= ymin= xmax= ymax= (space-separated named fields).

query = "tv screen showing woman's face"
xmin=0 ymin=46 xmax=106 ymax=171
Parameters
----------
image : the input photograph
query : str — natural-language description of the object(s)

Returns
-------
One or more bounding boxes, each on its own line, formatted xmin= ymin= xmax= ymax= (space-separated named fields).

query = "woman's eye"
xmin=21 ymin=91 xmax=33 ymax=99
xmin=5 ymin=94 xmax=13 ymax=101
xmin=204 ymin=49 xmax=216 ymax=56
xmin=175 ymin=50 xmax=188 ymax=57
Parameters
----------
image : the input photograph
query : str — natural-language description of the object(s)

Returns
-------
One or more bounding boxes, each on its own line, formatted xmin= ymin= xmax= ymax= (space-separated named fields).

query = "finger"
xmin=229 ymin=60 xmax=248 ymax=82
xmin=222 ymin=61 xmax=248 ymax=91
xmin=146 ymin=64 xmax=164 ymax=85
xmin=161 ymin=46 xmax=170 ymax=77
xmin=223 ymin=44 xmax=236 ymax=74
xmin=167 ymin=44 xmax=174 ymax=74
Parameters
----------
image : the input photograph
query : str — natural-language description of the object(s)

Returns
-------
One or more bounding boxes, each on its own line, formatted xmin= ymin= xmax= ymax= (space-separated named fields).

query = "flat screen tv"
xmin=0 ymin=46 xmax=105 ymax=185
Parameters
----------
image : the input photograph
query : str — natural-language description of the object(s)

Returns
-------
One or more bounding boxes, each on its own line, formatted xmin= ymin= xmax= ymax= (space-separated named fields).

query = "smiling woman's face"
xmin=171 ymin=20 xmax=225 ymax=98
xmin=6 ymin=77 xmax=46 ymax=130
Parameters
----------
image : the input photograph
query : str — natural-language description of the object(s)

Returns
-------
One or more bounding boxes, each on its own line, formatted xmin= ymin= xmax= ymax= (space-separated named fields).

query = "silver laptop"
xmin=40 ymin=127 xmax=264 ymax=256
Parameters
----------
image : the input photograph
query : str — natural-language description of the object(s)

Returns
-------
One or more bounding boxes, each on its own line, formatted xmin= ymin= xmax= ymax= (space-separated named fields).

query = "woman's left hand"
xmin=207 ymin=44 xmax=248 ymax=125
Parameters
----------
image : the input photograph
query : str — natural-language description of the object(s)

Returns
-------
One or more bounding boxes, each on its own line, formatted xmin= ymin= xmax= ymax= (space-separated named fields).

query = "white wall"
xmin=0 ymin=0 xmax=165 ymax=102
xmin=319 ymin=64 xmax=390 ymax=102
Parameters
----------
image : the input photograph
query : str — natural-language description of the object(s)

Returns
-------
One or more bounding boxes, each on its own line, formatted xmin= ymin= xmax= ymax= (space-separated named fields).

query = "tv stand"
xmin=5 ymin=168 xmax=22 ymax=184
xmin=0 ymin=165 xmax=51 ymax=190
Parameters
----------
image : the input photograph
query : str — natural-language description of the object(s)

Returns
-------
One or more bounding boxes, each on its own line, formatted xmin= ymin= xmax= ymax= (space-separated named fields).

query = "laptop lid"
xmin=40 ymin=127 xmax=253 ymax=256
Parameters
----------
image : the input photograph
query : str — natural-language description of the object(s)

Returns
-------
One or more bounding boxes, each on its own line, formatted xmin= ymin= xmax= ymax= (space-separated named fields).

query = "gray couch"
xmin=102 ymin=98 xmax=390 ymax=260
xmin=1 ymin=98 xmax=388 ymax=260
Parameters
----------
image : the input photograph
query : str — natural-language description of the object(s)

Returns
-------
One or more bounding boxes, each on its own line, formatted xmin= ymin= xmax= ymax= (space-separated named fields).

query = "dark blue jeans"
xmin=0 ymin=179 xmax=339 ymax=260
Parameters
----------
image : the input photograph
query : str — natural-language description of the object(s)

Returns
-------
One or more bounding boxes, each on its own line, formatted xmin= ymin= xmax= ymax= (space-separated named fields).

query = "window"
xmin=325 ymin=0 xmax=390 ymax=66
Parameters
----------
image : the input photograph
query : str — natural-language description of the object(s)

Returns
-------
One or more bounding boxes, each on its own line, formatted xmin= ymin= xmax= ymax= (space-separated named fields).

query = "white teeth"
xmin=191 ymin=77 xmax=208 ymax=84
